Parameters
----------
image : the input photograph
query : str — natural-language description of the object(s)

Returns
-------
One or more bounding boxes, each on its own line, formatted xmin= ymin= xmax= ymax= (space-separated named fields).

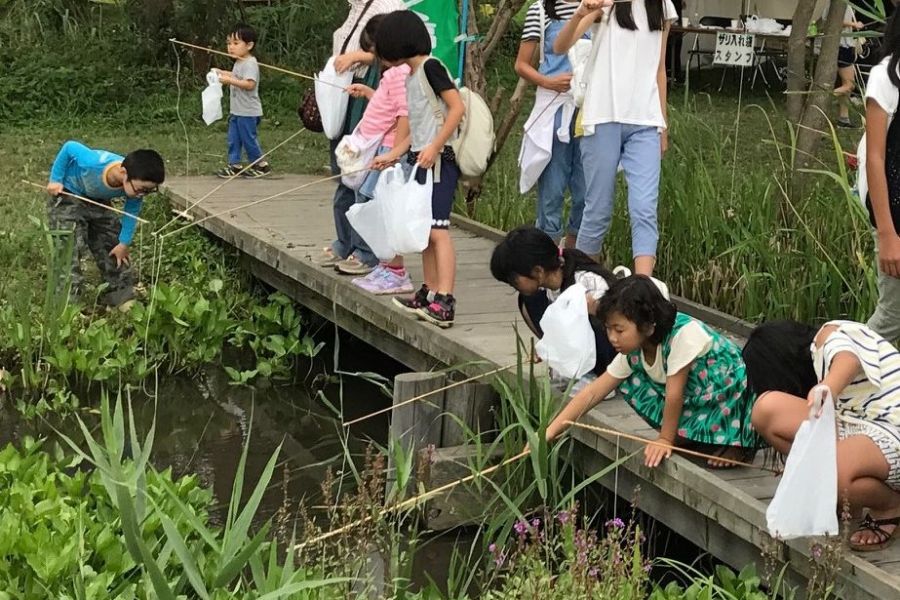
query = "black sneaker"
xmin=242 ymin=164 xmax=272 ymax=178
xmin=392 ymin=284 xmax=430 ymax=315
xmin=216 ymin=165 xmax=243 ymax=178
xmin=837 ymin=118 xmax=854 ymax=128
xmin=417 ymin=293 xmax=456 ymax=328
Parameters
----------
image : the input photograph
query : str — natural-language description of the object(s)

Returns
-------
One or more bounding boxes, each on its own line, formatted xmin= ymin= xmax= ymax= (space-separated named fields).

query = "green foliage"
xmin=0 ymin=435 xmax=213 ymax=598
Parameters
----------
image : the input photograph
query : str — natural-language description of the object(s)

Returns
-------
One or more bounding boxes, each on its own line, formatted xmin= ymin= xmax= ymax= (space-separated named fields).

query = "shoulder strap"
xmin=340 ymin=0 xmax=375 ymax=55
xmin=418 ymin=59 xmax=449 ymax=127
xmin=538 ymin=1 xmax=546 ymax=66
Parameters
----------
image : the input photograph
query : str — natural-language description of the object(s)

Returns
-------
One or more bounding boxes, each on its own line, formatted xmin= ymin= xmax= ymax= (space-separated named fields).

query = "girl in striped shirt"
xmin=743 ymin=320 xmax=900 ymax=551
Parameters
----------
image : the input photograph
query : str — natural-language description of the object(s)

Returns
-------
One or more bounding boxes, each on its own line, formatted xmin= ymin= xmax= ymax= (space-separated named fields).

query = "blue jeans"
xmin=329 ymin=138 xmax=377 ymax=266
xmin=576 ymin=123 xmax=661 ymax=258
xmin=227 ymin=115 xmax=263 ymax=165
xmin=536 ymin=109 xmax=586 ymax=240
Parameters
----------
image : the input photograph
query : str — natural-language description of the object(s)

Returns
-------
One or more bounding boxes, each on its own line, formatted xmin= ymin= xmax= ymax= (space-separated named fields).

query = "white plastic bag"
xmin=766 ymin=390 xmax=839 ymax=540
xmin=379 ymin=165 xmax=433 ymax=254
xmin=336 ymin=126 xmax=382 ymax=190
xmin=315 ymin=57 xmax=354 ymax=140
xmin=535 ymin=283 xmax=596 ymax=380
xmin=202 ymin=70 xmax=223 ymax=126
xmin=346 ymin=195 xmax=395 ymax=261
xmin=568 ymin=39 xmax=594 ymax=108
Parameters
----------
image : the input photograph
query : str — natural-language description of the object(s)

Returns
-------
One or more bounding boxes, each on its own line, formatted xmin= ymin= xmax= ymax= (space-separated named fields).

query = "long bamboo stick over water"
xmin=292 ymin=449 xmax=531 ymax=552
xmin=342 ymin=362 xmax=519 ymax=428
xmin=565 ymin=421 xmax=781 ymax=474
xmin=22 ymin=180 xmax=151 ymax=225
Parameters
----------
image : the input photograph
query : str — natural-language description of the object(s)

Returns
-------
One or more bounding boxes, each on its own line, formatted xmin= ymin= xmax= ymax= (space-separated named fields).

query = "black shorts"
xmin=838 ymin=46 xmax=857 ymax=68
xmin=409 ymin=148 xmax=459 ymax=230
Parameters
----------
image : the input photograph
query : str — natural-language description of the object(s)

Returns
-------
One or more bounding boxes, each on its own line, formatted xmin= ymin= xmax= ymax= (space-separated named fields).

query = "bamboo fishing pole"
xmin=154 ymin=126 xmax=309 ymax=235
xmin=292 ymin=449 xmax=531 ymax=552
xmin=343 ymin=362 xmax=520 ymax=427
xmin=22 ymin=180 xmax=152 ymax=225
xmin=565 ymin=421 xmax=781 ymax=474
xmin=169 ymin=38 xmax=347 ymax=89
xmin=161 ymin=169 xmax=367 ymax=239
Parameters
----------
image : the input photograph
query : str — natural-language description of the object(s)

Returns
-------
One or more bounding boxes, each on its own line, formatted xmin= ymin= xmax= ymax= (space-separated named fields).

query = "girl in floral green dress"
xmin=546 ymin=275 xmax=761 ymax=468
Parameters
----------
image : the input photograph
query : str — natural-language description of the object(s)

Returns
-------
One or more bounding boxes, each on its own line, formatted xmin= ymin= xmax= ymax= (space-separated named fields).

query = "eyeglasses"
xmin=128 ymin=180 xmax=159 ymax=197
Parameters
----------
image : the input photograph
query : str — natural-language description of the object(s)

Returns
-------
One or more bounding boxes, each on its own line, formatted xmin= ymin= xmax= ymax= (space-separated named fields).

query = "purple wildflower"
xmin=557 ymin=510 xmax=571 ymax=525
xmin=514 ymin=520 xmax=528 ymax=536
xmin=531 ymin=518 xmax=541 ymax=529
xmin=588 ymin=567 xmax=599 ymax=578
xmin=489 ymin=543 xmax=497 ymax=553
xmin=811 ymin=543 xmax=824 ymax=560
xmin=605 ymin=517 xmax=625 ymax=529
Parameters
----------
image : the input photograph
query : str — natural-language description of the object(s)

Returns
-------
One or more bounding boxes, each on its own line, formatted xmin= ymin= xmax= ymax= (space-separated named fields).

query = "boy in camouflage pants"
xmin=46 ymin=141 xmax=165 ymax=308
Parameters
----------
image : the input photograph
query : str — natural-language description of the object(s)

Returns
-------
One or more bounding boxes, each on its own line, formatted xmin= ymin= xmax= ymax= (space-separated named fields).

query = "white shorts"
xmin=838 ymin=416 xmax=900 ymax=491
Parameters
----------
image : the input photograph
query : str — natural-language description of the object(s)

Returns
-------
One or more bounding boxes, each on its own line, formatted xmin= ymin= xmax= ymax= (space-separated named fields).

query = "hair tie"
xmin=558 ymin=247 xmax=564 ymax=258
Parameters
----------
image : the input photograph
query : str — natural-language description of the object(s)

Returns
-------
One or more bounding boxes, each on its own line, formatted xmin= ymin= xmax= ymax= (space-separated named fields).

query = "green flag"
xmin=405 ymin=0 xmax=461 ymax=79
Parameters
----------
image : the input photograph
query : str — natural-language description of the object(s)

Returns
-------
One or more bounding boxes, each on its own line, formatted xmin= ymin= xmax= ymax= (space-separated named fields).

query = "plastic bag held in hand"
xmin=535 ymin=283 xmax=597 ymax=380
xmin=202 ymin=70 xmax=223 ymax=126
xmin=766 ymin=385 xmax=839 ymax=539
xmin=346 ymin=193 xmax=395 ymax=261
xmin=315 ymin=57 xmax=354 ymax=140
xmin=381 ymin=165 xmax=433 ymax=254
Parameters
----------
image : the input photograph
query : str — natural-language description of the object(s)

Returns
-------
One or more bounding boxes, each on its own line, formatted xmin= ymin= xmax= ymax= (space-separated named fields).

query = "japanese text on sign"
xmin=714 ymin=32 xmax=755 ymax=67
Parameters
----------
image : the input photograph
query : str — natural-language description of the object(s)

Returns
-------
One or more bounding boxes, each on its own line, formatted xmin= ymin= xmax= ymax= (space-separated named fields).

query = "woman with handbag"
xmin=305 ymin=0 xmax=406 ymax=274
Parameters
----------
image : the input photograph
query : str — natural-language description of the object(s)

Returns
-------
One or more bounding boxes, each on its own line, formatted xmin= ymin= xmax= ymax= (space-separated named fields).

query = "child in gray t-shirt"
xmin=214 ymin=23 xmax=271 ymax=178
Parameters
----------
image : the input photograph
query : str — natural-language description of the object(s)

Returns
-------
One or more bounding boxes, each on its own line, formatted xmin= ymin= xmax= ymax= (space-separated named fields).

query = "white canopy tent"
xmin=685 ymin=1 xmax=831 ymax=22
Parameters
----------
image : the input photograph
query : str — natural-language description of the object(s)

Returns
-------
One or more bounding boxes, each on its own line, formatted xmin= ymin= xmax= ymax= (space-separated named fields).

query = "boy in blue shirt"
xmin=46 ymin=141 xmax=165 ymax=308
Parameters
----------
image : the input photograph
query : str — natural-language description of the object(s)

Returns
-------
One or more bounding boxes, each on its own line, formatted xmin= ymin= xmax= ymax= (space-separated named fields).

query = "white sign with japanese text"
xmin=714 ymin=32 xmax=755 ymax=67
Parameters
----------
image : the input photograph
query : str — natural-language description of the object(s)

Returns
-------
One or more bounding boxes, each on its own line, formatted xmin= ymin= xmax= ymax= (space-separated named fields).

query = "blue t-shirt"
xmin=49 ymin=141 xmax=142 ymax=245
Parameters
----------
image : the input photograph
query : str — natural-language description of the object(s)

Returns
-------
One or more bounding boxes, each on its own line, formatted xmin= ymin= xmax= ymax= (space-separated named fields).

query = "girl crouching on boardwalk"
xmin=546 ymin=275 xmax=760 ymax=469
xmin=743 ymin=320 xmax=900 ymax=551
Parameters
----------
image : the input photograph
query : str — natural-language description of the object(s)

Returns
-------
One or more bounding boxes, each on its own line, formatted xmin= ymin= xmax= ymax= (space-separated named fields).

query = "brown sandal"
xmin=849 ymin=514 xmax=900 ymax=552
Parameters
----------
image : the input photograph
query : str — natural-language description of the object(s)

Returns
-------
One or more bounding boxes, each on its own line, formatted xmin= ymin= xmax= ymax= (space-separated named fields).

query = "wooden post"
xmin=386 ymin=372 xmax=447 ymax=496
xmin=441 ymin=379 xmax=497 ymax=447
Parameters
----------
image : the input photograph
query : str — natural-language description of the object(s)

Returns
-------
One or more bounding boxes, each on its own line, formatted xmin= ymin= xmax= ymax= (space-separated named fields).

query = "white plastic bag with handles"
xmin=379 ymin=165 xmax=433 ymax=254
xmin=315 ymin=57 xmax=354 ymax=139
xmin=346 ymin=175 xmax=395 ymax=261
xmin=766 ymin=385 xmax=839 ymax=539
xmin=202 ymin=70 xmax=223 ymax=125
xmin=535 ymin=283 xmax=597 ymax=380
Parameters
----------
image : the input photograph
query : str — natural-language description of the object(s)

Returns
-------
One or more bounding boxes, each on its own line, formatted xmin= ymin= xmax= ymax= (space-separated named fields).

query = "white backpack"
xmin=419 ymin=61 xmax=495 ymax=180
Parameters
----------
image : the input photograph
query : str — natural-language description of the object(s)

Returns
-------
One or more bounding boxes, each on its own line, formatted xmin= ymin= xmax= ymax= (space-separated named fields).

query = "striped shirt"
xmin=357 ymin=64 xmax=410 ymax=148
xmin=522 ymin=1 xmax=579 ymax=41
xmin=333 ymin=0 xmax=407 ymax=77
xmin=814 ymin=321 xmax=900 ymax=431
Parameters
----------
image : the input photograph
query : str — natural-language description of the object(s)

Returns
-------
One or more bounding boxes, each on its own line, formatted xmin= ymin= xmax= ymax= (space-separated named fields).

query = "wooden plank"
xmin=442 ymin=381 xmax=496 ymax=446
xmin=387 ymin=372 xmax=446 ymax=497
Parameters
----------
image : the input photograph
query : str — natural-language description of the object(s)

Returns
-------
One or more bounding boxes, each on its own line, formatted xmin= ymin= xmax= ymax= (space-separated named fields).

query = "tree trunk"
xmin=786 ymin=0 xmax=819 ymax=122
xmin=464 ymin=0 xmax=488 ymax=96
xmin=791 ymin=0 xmax=847 ymax=194
xmin=482 ymin=0 xmax=529 ymax=64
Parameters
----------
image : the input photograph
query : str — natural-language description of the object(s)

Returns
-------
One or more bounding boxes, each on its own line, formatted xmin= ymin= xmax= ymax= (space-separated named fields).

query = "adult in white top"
xmin=553 ymin=0 xmax=677 ymax=277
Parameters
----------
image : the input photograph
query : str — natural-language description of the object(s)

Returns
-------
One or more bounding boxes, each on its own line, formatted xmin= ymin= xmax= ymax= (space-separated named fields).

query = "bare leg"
xmin=421 ymin=244 xmax=437 ymax=291
xmin=835 ymin=65 xmax=855 ymax=122
xmin=750 ymin=391 xmax=809 ymax=455
xmin=838 ymin=436 xmax=900 ymax=546
xmin=429 ymin=229 xmax=456 ymax=295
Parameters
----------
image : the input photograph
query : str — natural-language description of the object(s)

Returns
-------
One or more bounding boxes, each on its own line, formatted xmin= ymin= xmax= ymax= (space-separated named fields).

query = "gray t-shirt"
xmin=230 ymin=56 xmax=263 ymax=117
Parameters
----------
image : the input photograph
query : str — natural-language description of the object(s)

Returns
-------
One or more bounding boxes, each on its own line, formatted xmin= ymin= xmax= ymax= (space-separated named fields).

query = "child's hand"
xmin=346 ymin=84 xmax=374 ymax=99
xmin=806 ymin=384 xmax=833 ymax=418
xmin=47 ymin=182 xmax=64 ymax=197
xmin=585 ymin=292 xmax=598 ymax=315
xmin=644 ymin=436 xmax=673 ymax=468
xmin=543 ymin=73 xmax=573 ymax=93
xmin=109 ymin=243 xmax=131 ymax=268
xmin=577 ymin=0 xmax=611 ymax=17
xmin=417 ymin=145 xmax=439 ymax=169
xmin=334 ymin=52 xmax=357 ymax=74
xmin=660 ymin=130 xmax=669 ymax=157
xmin=371 ymin=154 xmax=398 ymax=170
xmin=877 ymin=232 xmax=900 ymax=278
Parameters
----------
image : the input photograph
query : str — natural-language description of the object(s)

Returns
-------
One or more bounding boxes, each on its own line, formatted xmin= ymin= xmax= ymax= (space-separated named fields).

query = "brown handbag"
xmin=297 ymin=0 xmax=375 ymax=133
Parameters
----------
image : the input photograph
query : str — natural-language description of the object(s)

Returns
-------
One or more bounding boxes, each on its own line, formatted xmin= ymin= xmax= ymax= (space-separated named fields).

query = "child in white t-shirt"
xmin=857 ymin=10 xmax=900 ymax=343
xmin=553 ymin=0 xmax=677 ymax=278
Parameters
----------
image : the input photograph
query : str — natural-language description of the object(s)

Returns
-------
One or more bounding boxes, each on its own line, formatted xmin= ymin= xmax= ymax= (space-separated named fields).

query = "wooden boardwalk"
xmin=164 ymin=174 xmax=900 ymax=599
